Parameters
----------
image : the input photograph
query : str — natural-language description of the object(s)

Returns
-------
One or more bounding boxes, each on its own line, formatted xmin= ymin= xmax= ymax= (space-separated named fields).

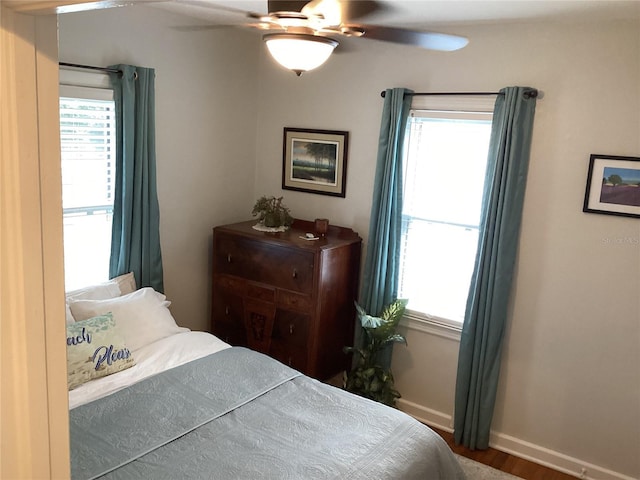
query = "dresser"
xmin=211 ymin=219 xmax=362 ymax=380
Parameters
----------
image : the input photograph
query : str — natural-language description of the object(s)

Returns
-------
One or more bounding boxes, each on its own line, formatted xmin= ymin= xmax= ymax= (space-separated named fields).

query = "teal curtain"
xmin=108 ymin=65 xmax=164 ymax=292
xmin=358 ymin=87 xmax=413 ymax=368
xmin=454 ymin=86 xmax=538 ymax=449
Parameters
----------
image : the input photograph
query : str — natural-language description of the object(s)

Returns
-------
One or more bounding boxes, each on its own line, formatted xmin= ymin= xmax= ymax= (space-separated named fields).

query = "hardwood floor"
xmin=431 ymin=427 xmax=577 ymax=480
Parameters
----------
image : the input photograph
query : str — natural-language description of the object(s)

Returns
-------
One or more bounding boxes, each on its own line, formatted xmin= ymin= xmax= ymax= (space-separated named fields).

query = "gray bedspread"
xmin=70 ymin=347 xmax=466 ymax=480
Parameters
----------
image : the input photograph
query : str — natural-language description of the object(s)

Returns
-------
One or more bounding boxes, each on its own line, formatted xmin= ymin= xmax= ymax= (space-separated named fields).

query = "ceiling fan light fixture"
xmin=263 ymin=33 xmax=338 ymax=76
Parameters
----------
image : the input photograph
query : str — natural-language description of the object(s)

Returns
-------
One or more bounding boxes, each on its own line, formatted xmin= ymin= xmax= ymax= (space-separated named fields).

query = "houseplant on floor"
xmin=344 ymin=298 xmax=408 ymax=407
xmin=251 ymin=195 xmax=294 ymax=228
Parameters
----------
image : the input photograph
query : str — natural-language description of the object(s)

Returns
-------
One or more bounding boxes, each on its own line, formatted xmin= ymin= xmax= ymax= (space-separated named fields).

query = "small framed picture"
xmin=583 ymin=154 xmax=640 ymax=218
xmin=282 ymin=127 xmax=349 ymax=197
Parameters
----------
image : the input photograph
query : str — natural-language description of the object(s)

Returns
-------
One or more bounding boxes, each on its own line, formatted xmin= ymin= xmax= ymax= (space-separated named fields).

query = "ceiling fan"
xmin=178 ymin=0 xmax=469 ymax=76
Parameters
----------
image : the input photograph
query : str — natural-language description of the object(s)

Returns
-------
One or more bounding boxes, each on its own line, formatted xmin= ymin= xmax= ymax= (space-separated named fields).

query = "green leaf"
xmin=359 ymin=313 xmax=384 ymax=330
xmin=343 ymin=346 xmax=366 ymax=359
xmin=363 ymin=367 xmax=376 ymax=378
xmin=370 ymin=377 xmax=381 ymax=392
xmin=354 ymin=301 xmax=366 ymax=317
xmin=380 ymin=298 xmax=408 ymax=325
xmin=383 ymin=334 xmax=407 ymax=346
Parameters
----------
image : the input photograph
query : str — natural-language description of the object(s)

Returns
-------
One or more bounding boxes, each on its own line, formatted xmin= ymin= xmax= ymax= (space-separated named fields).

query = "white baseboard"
xmin=488 ymin=432 xmax=637 ymax=480
xmin=397 ymin=399 xmax=636 ymax=480
xmin=397 ymin=398 xmax=455 ymax=432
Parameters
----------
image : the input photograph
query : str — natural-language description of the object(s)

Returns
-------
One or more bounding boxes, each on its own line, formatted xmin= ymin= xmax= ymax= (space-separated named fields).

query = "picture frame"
xmin=583 ymin=154 xmax=640 ymax=218
xmin=282 ymin=127 xmax=349 ymax=197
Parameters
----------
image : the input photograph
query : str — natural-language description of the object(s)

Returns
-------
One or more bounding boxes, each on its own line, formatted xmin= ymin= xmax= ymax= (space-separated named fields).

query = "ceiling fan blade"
xmin=268 ymin=0 xmax=309 ymax=13
xmin=268 ymin=0 xmax=384 ymax=21
xmin=359 ymin=25 xmax=468 ymax=51
xmin=300 ymin=0 xmax=385 ymax=24
xmin=172 ymin=24 xmax=234 ymax=31
xmin=340 ymin=0 xmax=386 ymax=22
xmin=173 ymin=0 xmax=262 ymax=19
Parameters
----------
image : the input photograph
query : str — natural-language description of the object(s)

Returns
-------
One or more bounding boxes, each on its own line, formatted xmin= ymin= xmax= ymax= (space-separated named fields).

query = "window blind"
xmin=59 ymin=94 xmax=115 ymax=213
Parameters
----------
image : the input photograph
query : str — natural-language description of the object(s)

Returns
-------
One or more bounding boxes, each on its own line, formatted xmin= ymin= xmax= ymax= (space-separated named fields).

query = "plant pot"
xmin=263 ymin=213 xmax=280 ymax=228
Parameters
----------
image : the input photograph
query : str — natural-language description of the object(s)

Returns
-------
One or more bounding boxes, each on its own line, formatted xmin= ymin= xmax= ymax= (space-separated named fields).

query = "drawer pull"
xmin=227 ymin=254 xmax=232 ymax=263
xmin=288 ymin=356 xmax=292 ymax=366
xmin=292 ymin=269 xmax=297 ymax=279
xmin=289 ymin=323 xmax=294 ymax=335
xmin=225 ymin=306 xmax=229 ymax=315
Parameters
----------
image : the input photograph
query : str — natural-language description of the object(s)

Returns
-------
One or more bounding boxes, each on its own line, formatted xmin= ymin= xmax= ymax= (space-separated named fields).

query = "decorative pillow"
xmin=65 ymin=303 xmax=75 ymax=324
xmin=65 ymin=272 xmax=137 ymax=303
xmin=112 ymin=272 xmax=137 ymax=296
xmin=66 ymin=313 xmax=135 ymax=390
xmin=68 ymin=287 xmax=188 ymax=352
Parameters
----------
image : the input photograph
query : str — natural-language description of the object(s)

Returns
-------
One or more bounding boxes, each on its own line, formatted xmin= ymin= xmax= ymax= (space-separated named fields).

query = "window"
xmin=398 ymin=97 xmax=494 ymax=325
xmin=60 ymin=78 xmax=116 ymax=291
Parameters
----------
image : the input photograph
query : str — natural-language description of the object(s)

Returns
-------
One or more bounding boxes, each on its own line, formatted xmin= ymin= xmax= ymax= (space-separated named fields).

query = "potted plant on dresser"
xmin=251 ymin=195 xmax=294 ymax=228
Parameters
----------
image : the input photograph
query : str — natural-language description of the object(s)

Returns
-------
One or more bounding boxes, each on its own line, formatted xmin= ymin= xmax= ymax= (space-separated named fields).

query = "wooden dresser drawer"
xmin=215 ymin=274 xmax=246 ymax=296
xmin=214 ymin=234 xmax=314 ymax=293
xmin=269 ymin=342 xmax=307 ymax=372
xmin=276 ymin=289 xmax=311 ymax=312
xmin=214 ymin=318 xmax=246 ymax=346
xmin=246 ymin=282 xmax=275 ymax=302
xmin=212 ymin=289 xmax=243 ymax=323
xmin=272 ymin=310 xmax=309 ymax=348
xmin=211 ymin=292 xmax=245 ymax=345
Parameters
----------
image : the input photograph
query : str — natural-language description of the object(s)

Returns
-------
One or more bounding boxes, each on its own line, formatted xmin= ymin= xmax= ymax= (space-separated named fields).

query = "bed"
xmin=65 ymin=277 xmax=466 ymax=480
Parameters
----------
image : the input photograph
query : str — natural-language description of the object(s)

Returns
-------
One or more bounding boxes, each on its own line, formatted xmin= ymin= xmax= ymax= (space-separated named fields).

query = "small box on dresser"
xmin=211 ymin=219 xmax=362 ymax=381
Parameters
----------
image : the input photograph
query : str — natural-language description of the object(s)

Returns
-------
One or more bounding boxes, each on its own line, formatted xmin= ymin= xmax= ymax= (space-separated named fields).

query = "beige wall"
xmin=58 ymin=7 xmax=640 ymax=480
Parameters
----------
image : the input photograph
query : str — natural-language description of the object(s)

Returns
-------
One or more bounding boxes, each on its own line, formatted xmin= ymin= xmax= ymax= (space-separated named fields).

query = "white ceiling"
xmin=155 ymin=0 xmax=640 ymax=28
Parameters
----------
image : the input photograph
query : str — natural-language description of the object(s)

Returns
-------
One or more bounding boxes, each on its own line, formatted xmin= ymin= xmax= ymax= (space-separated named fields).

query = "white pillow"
xmin=66 ymin=281 xmax=120 ymax=303
xmin=68 ymin=287 xmax=188 ymax=352
xmin=65 ymin=273 xmax=138 ymax=324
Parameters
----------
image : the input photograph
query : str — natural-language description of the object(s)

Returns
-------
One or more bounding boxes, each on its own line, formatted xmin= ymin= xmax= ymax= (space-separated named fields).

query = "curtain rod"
xmin=59 ymin=62 xmax=122 ymax=75
xmin=380 ymin=89 xmax=539 ymax=99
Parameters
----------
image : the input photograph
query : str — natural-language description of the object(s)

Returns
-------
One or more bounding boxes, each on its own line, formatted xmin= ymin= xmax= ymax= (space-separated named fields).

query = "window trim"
xmin=59 ymin=67 xmax=111 ymax=90
xmin=409 ymin=94 xmax=496 ymax=113
xmin=399 ymin=95 xmax=495 ymax=337
xmin=401 ymin=309 xmax=463 ymax=341
xmin=60 ymin=83 xmax=113 ymax=101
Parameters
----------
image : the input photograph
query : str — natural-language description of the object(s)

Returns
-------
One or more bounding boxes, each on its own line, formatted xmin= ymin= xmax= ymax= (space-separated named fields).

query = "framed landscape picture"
xmin=282 ymin=127 xmax=349 ymax=197
xmin=583 ymin=154 xmax=640 ymax=218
